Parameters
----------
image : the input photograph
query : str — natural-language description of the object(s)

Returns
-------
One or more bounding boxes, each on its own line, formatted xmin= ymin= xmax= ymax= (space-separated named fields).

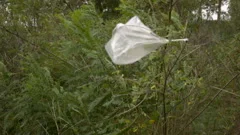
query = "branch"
xmin=211 ymin=86 xmax=240 ymax=98
xmin=172 ymin=0 xmax=180 ymax=7
xmin=63 ymin=0 xmax=74 ymax=12
xmin=176 ymin=72 xmax=240 ymax=135
xmin=115 ymin=95 xmax=147 ymax=118
xmin=0 ymin=25 xmax=75 ymax=68
xmin=168 ymin=0 xmax=174 ymax=25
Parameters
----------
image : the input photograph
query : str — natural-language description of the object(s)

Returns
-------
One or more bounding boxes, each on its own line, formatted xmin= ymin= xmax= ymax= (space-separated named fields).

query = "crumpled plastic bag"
xmin=105 ymin=16 xmax=188 ymax=65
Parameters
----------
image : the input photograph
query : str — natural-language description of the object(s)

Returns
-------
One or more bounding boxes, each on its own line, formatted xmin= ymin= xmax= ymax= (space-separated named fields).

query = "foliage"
xmin=0 ymin=0 xmax=240 ymax=135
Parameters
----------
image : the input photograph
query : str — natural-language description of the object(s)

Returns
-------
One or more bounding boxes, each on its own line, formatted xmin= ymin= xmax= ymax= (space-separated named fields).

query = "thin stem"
xmin=162 ymin=1 xmax=174 ymax=134
xmin=176 ymin=72 xmax=240 ymax=135
xmin=211 ymin=86 xmax=240 ymax=98
xmin=171 ymin=0 xmax=180 ymax=9
xmin=0 ymin=25 xmax=76 ymax=69
xmin=115 ymin=95 xmax=147 ymax=118
xmin=167 ymin=43 xmax=187 ymax=77
xmin=168 ymin=0 xmax=174 ymax=25
xmin=162 ymin=56 xmax=168 ymax=135
xmin=154 ymin=1 xmax=175 ymax=134
xmin=37 ymin=120 xmax=50 ymax=135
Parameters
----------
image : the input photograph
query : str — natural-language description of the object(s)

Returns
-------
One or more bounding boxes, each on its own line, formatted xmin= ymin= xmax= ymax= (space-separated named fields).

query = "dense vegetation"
xmin=0 ymin=0 xmax=239 ymax=134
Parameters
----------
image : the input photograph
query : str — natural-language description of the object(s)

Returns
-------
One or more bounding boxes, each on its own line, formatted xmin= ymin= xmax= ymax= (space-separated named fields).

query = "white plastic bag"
xmin=105 ymin=16 xmax=188 ymax=65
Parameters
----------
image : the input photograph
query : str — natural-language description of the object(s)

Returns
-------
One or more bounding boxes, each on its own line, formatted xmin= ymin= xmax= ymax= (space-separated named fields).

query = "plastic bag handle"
xmin=170 ymin=38 xmax=189 ymax=42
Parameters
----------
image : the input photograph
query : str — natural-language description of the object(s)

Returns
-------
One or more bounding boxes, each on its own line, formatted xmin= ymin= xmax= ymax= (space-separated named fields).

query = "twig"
xmin=211 ymin=86 xmax=240 ymax=98
xmin=167 ymin=85 xmax=196 ymax=115
xmin=168 ymin=0 xmax=174 ymax=25
xmin=167 ymin=42 xmax=187 ymax=77
xmin=162 ymin=1 xmax=174 ymax=134
xmin=63 ymin=0 xmax=74 ymax=11
xmin=162 ymin=81 xmax=198 ymax=134
xmin=0 ymin=25 xmax=76 ymax=69
xmin=154 ymin=41 xmax=188 ymax=135
xmin=154 ymin=1 xmax=176 ymax=134
xmin=172 ymin=0 xmax=180 ymax=7
xmin=51 ymin=99 xmax=61 ymax=135
xmin=115 ymin=115 xmax=140 ymax=135
xmin=179 ymin=42 xmax=209 ymax=62
xmin=115 ymin=95 xmax=147 ymax=118
xmin=61 ymin=120 xmax=84 ymax=134
xmin=176 ymin=72 xmax=240 ymax=135
xmin=162 ymin=59 xmax=168 ymax=135
xmin=37 ymin=120 xmax=50 ymax=135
